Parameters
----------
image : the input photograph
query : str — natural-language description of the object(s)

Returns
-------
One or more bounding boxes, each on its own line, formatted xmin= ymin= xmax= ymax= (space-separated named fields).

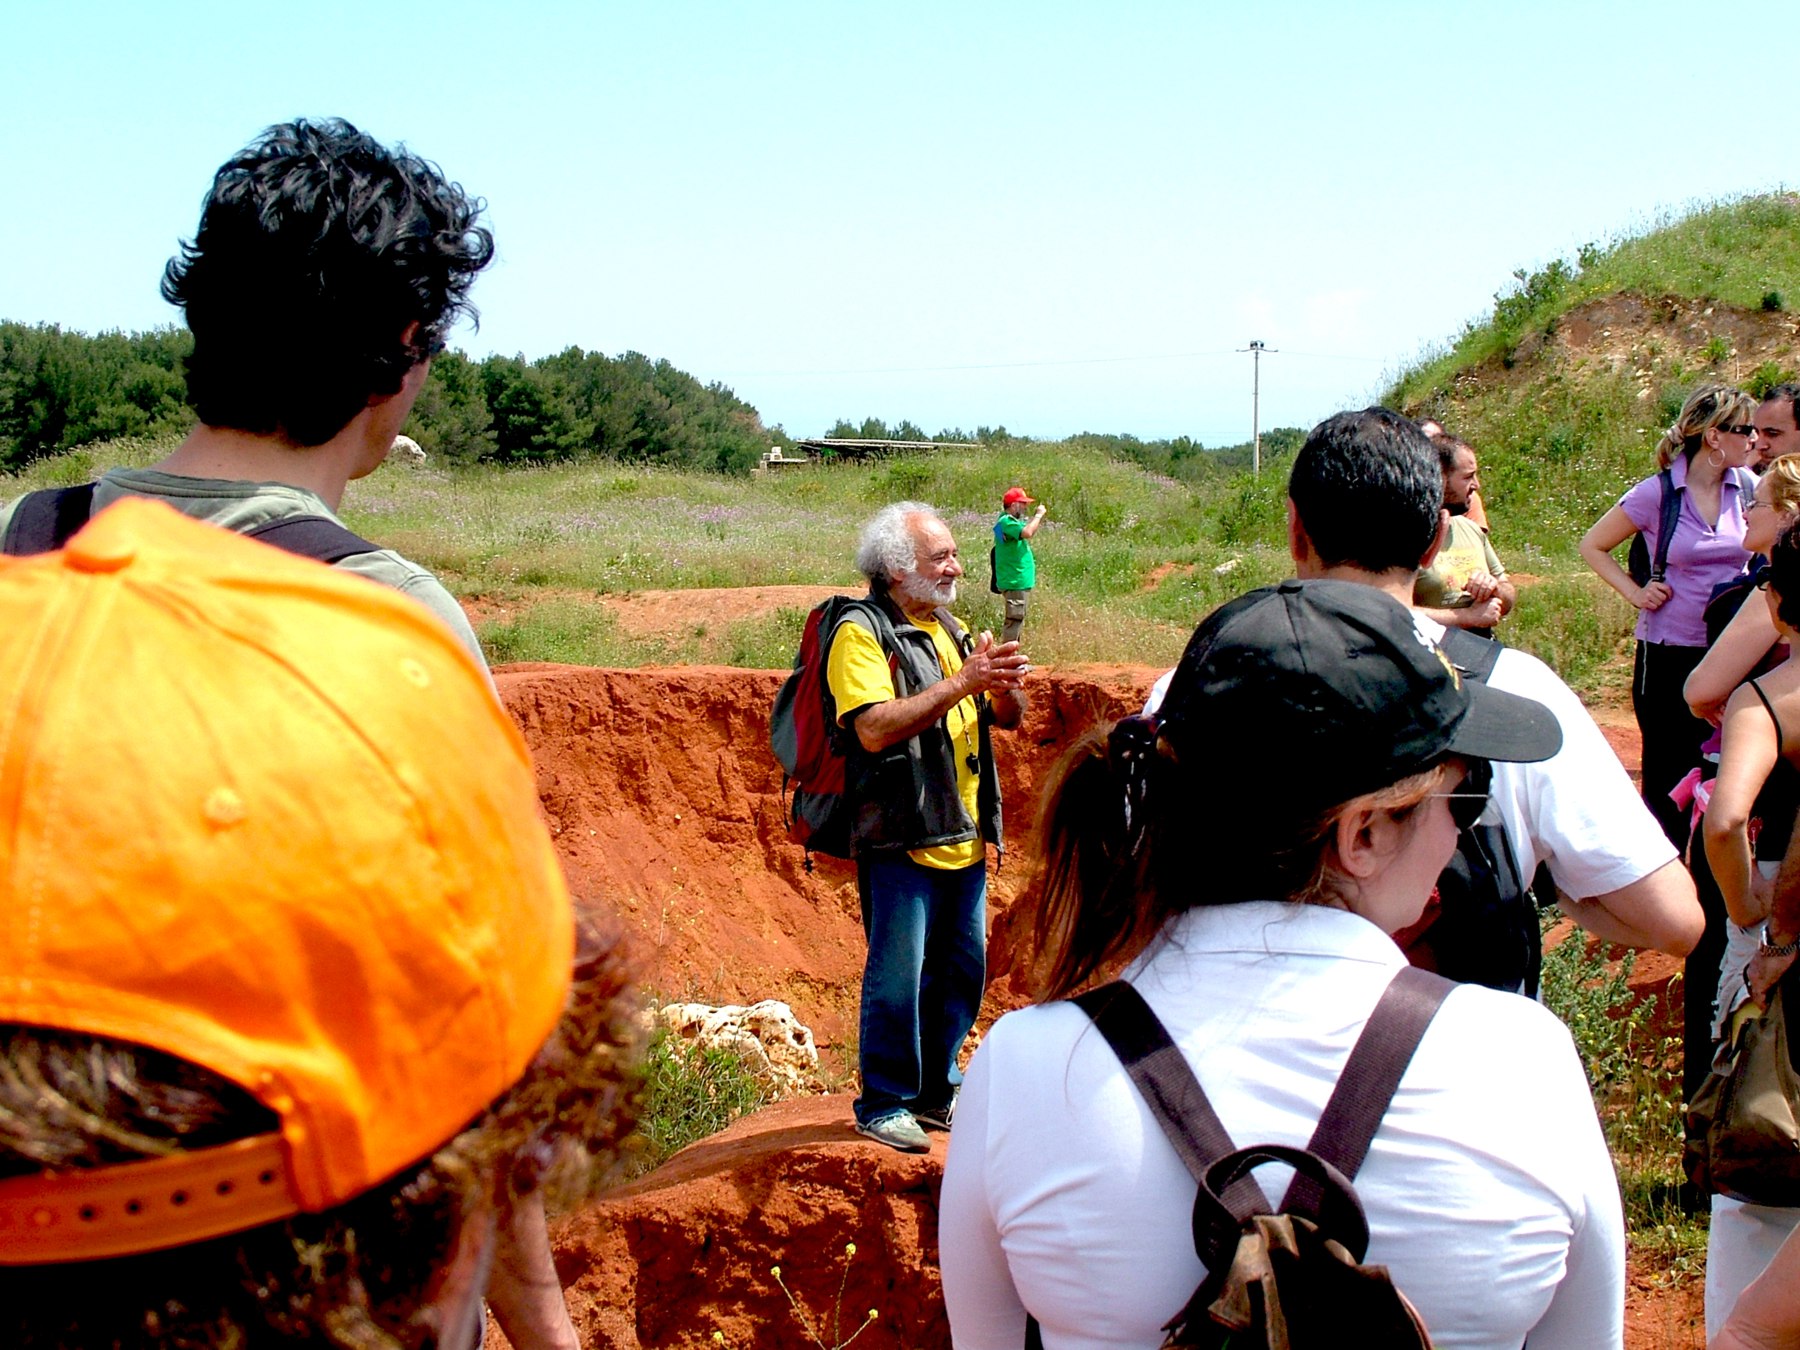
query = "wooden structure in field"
xmin=757 ymin=438 xmax=983 ymax=474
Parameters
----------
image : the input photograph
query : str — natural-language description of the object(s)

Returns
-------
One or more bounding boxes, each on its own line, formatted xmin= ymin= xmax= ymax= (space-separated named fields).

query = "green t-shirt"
xmin=0 ymin=468 xmax=488 ymax=670
xmin=993 ymin=512 xmax=1036 ymax=591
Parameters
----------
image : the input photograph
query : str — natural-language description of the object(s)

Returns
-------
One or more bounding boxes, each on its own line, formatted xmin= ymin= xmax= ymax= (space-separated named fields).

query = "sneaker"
xmin=913 ymin=1094 xmax=958 ymax=1133
xmin=855 ymin=1111 xmax=932 ymax=1153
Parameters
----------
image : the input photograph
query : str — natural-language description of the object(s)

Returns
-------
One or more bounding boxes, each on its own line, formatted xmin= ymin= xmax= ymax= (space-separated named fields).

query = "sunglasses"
xmin=1722 ymin=424 xmax=1757 ymax=438
xmin=1428 ymin=790 xmax=1491 ymax=831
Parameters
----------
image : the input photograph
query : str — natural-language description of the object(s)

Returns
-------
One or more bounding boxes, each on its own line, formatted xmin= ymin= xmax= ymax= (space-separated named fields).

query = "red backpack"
xmin=769 ymin=596 xmax=892 ymax=865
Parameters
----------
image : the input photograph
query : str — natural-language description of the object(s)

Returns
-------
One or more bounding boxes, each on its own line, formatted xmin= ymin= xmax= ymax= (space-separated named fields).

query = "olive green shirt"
xmin=0 ymin=469 xmax=487 ymax=669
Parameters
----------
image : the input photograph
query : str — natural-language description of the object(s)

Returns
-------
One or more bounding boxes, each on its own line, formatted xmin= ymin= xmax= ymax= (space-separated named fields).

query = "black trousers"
xmin=1632 ymin=639 xmax=1710 ymax=851
xmin=1682 ymin=819 xmax=1729 ymax=1104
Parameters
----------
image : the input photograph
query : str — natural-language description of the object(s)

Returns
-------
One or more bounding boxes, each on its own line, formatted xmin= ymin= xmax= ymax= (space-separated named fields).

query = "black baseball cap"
xmin=1158 ymin=579 xmax=1560 ymax=816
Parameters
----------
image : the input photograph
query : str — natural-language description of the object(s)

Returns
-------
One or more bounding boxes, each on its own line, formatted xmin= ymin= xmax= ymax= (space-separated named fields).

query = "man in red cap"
xmin=993 ymin=486 xmax=1048 ymax=645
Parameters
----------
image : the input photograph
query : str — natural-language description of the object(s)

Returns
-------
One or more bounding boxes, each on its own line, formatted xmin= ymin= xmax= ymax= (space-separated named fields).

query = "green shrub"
xmin=1749 ymin=361 xmax=1797 ymax=399
xmin=1539 ymin=922 xmax=1703 ymax=1275
xmin=629 ymin=1025 xmax=777 ymax=1176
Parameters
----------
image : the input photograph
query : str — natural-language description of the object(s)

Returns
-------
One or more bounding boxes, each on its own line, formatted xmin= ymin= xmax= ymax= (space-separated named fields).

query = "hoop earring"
xmin=1709 ymin=447 xmax=1727 ymax=470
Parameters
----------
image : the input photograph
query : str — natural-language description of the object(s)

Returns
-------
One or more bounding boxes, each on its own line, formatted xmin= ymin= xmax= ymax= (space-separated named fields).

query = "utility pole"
xmin=1237 ymin=340 xmax=1277 ymax=477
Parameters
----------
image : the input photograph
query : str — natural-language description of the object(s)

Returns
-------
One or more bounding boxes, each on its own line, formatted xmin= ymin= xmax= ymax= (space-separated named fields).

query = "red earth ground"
xmin=478 ymin=634 xmax=1704 ymax=1348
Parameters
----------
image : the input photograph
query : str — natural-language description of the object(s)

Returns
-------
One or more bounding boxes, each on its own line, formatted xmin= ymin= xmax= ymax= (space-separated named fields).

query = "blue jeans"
xmin=854 ymin=853 xmax=987 ymax=1126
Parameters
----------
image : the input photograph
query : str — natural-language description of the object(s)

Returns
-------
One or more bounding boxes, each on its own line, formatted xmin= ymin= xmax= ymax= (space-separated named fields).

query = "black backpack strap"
xmin=1435 ymin=624 xmax=1502 ymax=684
xmin=2 ymin=484 xmax=98 ymax=555
xmin=1072 ymin=982 xmax=1271 ymax=1219
xmin=2 ymin=491 xmax=379 ymax=566
xmin=933 ymin=604 xmax=972 ymax=655
xmin=1651 ymin=467 xmax=1680 ymax=584
xmin=239 ymin=514 xmax=380 ymax=565
xmin=1281 ymin=966 xmax=1452 ymax=1216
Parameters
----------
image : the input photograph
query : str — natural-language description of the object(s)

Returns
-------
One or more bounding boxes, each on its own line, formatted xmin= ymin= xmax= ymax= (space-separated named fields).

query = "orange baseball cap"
xmin=0 ymin=500 xmax=573 ymax=1263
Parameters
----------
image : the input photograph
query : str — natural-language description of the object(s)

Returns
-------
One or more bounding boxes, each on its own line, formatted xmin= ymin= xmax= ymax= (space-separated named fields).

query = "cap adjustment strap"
xmin=0 ymin=1133 xmax=299 ymax=1264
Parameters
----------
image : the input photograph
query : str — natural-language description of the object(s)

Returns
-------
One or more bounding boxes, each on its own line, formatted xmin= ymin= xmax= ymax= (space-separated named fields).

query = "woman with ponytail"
xmin=939 ymin=579 xmax=1625 ymax=1350
xmin=1581 ymin=384 xmax=1760 ymax=847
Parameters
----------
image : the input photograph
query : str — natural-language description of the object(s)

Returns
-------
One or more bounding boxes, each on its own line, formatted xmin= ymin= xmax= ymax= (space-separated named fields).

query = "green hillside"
xmin=1387 ymin=194 xmax=1800 ymax=569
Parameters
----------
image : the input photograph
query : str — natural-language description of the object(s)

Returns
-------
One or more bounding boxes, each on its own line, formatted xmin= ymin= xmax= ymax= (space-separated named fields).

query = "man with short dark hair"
xmin=827 ymin=501 xmax=1028 ymax=1151
xmin=0 ymin=118 xmax=489 ymax=663
xmin=1414 ymin=435 xmax=1514 ymax=632
xmin=1419 ymin=419 xmax=1490 ymax=531
xmin=1753 ymin=382 xmax=1800 ymax=469
xmin=1289 ymin=409 xmax=1699 ymax=987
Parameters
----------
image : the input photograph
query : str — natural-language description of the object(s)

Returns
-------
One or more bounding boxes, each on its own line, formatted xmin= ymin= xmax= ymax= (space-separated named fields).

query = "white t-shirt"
xmin=938 ymin=902 xmax=1625 ymax=1350
xmin=1142 ymin=617 xmax=1676 ymax=901
xmin=1409 ymin=614 xmax=1676 ymax=899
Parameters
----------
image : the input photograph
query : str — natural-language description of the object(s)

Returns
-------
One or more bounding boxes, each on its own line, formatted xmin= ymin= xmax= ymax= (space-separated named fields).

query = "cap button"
xmin=64 ymin=529 xmax=137 ymax=573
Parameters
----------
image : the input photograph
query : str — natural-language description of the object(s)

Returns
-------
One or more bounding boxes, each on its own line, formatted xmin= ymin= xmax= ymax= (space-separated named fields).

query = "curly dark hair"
xmin=161 ymin=118 xmax=495 ymax=447
xmin=0 ymin=911 xmax=641 ymax=1349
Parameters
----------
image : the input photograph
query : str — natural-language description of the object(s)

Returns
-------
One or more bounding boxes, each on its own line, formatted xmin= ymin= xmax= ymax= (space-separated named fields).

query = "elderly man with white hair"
xmin=825 ymin=501 xmax=1030 ymax=1152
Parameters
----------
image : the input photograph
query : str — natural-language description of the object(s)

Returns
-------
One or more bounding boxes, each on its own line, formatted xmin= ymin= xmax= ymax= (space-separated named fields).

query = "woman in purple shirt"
xmin=1580 ymin=383 xmax=1759 ymax=848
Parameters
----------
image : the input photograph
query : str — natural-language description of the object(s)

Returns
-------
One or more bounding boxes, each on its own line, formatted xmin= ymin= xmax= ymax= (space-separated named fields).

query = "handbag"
xmin=1685 ymin=969 xmax=1800 ymax=1206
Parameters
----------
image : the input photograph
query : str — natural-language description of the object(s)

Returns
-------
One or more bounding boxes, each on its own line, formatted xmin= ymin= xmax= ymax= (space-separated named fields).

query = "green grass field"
xmin=4 ymin=428 xmax=1641 ymax=697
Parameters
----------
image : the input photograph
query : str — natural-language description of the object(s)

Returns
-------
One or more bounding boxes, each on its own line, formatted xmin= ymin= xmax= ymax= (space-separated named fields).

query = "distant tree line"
xmin=405 ymin=347 xmax=776 ymax=474
xmin=0 ymin=323 xmax=192 ymax=470
xmin=1063 ymin=427 xmax=1306 ymax=483
xmin=0 ymin=320 xmax=1279 ymax=479
xmin=0 ymin=323 xmax=779 ymax=476
xmin=819 ymin=416 xmax=1008 ymax=444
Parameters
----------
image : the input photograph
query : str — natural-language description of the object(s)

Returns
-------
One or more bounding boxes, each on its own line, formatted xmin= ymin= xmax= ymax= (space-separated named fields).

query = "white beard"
xmin=898 ymin=571 xmax=957 ymax=608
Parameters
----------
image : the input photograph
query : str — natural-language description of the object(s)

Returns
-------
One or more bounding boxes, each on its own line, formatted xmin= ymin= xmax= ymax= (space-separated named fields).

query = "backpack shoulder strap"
xmin=1 ymin=491 xmax=381 ymax=566
xmin=239 ymin=514 xmax=381 ymax=565
xmin=1652 ymin=467 xmax=1681 ymax=583
xmin=1280 ymin=965 xmax=1452 ymax=1216
xmin=932 ymin=604 xmax=973 ymax=654
xmin=1073 ymin=982 xmax=1272 ymax=1219
xmin=2 ymin=484 xmax=98 ymax=556
xmin=1435 ymin=625 xmax=1502 ymax=684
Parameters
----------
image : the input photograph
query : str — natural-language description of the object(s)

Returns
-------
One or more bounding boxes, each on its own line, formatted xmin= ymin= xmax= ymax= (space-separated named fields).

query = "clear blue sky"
xmin=2 ymin=1 xmax=1789 ymax=446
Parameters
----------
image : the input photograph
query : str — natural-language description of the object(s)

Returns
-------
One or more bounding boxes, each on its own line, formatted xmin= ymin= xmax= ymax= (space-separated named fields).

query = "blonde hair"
xmin=1762 ymin=454 xmax=1800 ymax=515
xmin=1655 ymin=383 xmax=1757 ymax=469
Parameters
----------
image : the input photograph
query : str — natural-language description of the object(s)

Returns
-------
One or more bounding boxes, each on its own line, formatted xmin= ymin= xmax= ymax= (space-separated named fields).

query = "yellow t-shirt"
xmin=1414 ymin=515 xmax=1506 ymax=610
xmin=826 ymin=616 xmax=983 ymax=870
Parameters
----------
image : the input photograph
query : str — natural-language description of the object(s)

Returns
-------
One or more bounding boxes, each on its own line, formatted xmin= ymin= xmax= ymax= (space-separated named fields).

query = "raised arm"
xmin=1687 ymin=597 xmax=1780 ymax=724
xmin=1703 ymin=683 xmax=1783 ymax=928
xmin=851 ymin=632 xmax=1028 ymax=753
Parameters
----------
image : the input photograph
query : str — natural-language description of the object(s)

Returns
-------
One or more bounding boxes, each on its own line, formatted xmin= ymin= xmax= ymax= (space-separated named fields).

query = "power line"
xmin=718 ymin=345 xmax=1393 ymax=381
xmin=715 ymin=349 xmax=1243 ymax=379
